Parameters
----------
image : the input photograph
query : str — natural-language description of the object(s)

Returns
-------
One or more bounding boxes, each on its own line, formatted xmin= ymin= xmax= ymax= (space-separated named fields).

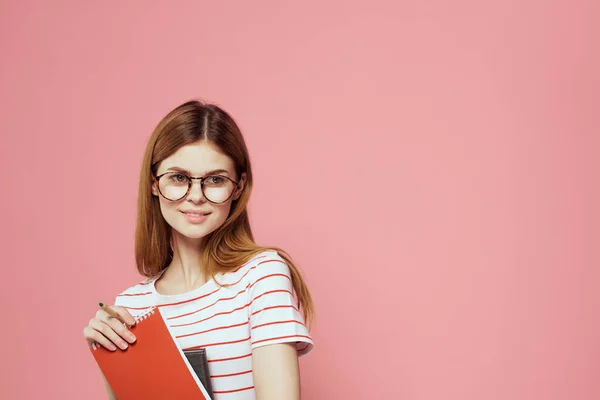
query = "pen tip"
xmin=99 ymin=302 xmax=104 ymax=307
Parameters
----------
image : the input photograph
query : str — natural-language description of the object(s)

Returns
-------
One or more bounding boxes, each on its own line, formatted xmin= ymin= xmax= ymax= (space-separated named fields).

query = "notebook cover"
xmin=90 ymin=307 xmax=211 ymax=400
xmin=184 ymin=349 xmax=214 ymax=399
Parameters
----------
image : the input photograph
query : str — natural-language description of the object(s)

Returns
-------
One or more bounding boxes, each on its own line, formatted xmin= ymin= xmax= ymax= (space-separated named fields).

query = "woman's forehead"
xmin=158 ymin=142 xmax=235 ymax=174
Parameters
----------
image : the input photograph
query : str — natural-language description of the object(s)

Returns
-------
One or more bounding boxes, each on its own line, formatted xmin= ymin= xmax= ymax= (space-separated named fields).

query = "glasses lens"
xmin=203 ymin=175 xmax=235 ymax=203
xmin=158 ymin=173 xmax=189 ymax=201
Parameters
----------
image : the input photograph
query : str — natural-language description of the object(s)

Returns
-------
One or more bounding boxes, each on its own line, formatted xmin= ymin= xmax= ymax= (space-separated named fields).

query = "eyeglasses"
xmin=154 ymin=172 xmax=239 ymax=204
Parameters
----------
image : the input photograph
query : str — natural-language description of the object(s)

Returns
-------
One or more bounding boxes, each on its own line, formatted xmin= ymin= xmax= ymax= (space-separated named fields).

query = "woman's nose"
xmin=186 ymin=180 xmax=206 ymax=202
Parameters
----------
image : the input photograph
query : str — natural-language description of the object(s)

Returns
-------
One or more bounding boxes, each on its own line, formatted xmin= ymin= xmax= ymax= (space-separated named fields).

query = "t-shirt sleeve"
xmin=247 ymin=252 xmax=313 ymax=355
xmin=112 ymin=280 xmax=155 ymax=318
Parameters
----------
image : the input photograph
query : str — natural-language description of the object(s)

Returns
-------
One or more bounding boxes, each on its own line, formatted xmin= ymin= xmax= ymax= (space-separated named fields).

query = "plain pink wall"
xmin=1 ymin=1 xmax=598 ymax=399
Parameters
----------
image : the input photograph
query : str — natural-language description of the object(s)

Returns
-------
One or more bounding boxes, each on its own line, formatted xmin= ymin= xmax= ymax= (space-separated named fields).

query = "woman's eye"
xmin=208 ymin=176 xmax=225 ymax=184
xmin=171 ymin=174 xmax=188 ymax=182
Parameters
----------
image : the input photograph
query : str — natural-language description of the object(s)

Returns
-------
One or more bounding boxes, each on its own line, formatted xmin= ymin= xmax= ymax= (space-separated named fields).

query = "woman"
xmin=83 ymin=100 xmax=314 ymax=399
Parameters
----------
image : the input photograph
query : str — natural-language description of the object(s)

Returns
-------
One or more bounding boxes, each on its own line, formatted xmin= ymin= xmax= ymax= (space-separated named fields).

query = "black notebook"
xmin=184 ymin=349 xmax=214 ymax=399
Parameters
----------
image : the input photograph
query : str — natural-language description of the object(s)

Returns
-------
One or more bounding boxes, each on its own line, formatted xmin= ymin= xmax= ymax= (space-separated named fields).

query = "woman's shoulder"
xmin=117 ymin=277 xmax=156 ymax=295
xmin=220 ymin=249 xmax=290 ymax=285
xmin=113 ymin=276 xmax=157 ymax=309
xmin=251 ymin=249 xmax=286 ymax=265
xmin=242 ymin=249 xmax=292 ymax=285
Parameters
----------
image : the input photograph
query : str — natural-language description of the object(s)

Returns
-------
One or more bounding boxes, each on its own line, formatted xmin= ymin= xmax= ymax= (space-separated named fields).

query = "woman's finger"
xmin=83 ymin=325 xmax=117 ymax=351
xmin=111 ymin=305 xmax=137 ymax=327
xmin=95 ymin=306 xmax=136 ymax=343
xmin=105 ymin=315 xmax=137 ymax=344
xmin=89 ymin=318 xmax=130 ymax=350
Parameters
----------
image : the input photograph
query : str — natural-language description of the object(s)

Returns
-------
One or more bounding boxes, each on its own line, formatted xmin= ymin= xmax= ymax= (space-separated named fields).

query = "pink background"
xmin=1 ymin=1 xmax=598 ymax=399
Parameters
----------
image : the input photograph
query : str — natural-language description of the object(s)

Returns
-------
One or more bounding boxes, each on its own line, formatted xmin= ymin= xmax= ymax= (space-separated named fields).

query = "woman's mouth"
xmin=180 ymin=210 xmax=211 ymax=223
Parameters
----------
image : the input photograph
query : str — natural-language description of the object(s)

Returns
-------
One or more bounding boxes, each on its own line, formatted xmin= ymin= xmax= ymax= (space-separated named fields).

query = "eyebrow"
xmin=165 ymin=167 xmax=230 ymax=176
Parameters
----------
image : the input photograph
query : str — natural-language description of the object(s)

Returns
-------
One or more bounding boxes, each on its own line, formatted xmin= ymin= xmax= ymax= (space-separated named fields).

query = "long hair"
xmin=134 ymin=100 xmax=314 ymax=328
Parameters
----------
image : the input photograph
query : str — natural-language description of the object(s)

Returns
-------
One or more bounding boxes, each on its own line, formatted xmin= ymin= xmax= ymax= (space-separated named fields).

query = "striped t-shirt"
xmin=113 ymin=250 xmax=313 ymax=399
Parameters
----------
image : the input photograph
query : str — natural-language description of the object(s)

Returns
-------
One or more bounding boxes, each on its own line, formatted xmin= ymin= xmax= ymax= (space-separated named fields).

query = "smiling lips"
xmin=181 ymin=210 xmax=211 ymax=216
xmin=181 ymin=210 xmax=211 ymax=223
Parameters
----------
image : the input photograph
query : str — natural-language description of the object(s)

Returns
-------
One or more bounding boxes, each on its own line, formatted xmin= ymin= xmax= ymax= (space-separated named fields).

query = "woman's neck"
xmin=161 ymin=232 xmax=208 ymax=293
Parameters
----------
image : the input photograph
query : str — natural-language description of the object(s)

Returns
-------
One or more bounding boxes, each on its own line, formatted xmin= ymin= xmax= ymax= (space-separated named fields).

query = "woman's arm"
xmin=83 ymin=305 xmax=136 ymax=400
xmin=252 ymin=343 xmax=301 ymax=400
xmin=100 ymin=371 xmax=118 ymax=400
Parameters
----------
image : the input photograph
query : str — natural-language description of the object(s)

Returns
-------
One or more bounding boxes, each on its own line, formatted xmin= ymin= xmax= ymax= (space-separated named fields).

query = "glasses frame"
xmin=154 ymin=172 xmax=240 ymax=204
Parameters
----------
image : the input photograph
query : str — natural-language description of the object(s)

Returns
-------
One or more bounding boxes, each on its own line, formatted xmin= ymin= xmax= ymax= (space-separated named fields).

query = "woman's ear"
xmin=233 ymin=172 xmax=247 ymax=200
xmin=151 ymin=182 xmax=159 ymax=197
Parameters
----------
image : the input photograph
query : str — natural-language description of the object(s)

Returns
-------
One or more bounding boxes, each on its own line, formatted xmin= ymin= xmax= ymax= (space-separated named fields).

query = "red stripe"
xmin=228 ymin=259 xmax=287 ymax=289
xmin=213 ymin=386 xmax=254 ymax=394
xmin=117 ymin=256 xmax=287 ymax=310
xmin=251 ymin=320 xmax=305 ymax=330
xmin=170 ymin=303 xmax=249 ymax=328
xmin=247 ymin=273 xmax=290 ymax=289
xmin=167 ymin=288 xmax=247 ymax=320
xmin=168 ymin=272 xmax=290 ymax=320
xmin=253 ymin=334 xmax=312 ymax=346
xmin=183 ymin=336 xmax=251 ymax=350
xmin=117 ymin=291 xmax=152 ymax=297
xmin=170 ymin=289 xmax=292 ymax=328
xmin=249 ymin=289 xmax=292 ymax=306
xmin=231 ymin=255 xmax=268 ymax=273
xmin=251 ymin=304 xmax=298 ymax=316
xmin=157 ymin=286 xmax=221 ymax=308
xmin=211 ymin=369 xmax=252 ymax=378
xmin=124 ymin=305 xmax=154 ymax=311
xmin=208 ymin=352 xmax=252 ymax=363
xmin=152 ymin=258 xmax=286 ymax=309
xmin=176 ymin=321 xmax=249 ymax=339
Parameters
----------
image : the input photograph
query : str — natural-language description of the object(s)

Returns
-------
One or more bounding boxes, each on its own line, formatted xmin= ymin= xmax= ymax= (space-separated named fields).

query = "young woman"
xmin=82 ymin=100 xmax=314 ymax=400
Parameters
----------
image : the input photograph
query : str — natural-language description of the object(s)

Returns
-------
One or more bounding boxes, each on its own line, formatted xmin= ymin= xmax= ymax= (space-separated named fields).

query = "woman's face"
xmin=152 ymin=141 xmax=246 ymax=243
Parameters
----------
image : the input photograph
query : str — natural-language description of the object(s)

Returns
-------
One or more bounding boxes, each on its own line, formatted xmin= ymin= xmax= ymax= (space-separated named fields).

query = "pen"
xmin=99 ymin=302 xmax=128 ymax=325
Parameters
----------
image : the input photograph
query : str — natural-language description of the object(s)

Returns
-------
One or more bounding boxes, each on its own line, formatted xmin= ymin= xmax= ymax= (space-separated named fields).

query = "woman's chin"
xmin=172 ymin=224 xmax=215 ymax=241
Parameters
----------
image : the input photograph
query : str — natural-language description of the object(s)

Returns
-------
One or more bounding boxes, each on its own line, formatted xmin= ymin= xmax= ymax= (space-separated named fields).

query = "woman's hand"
xmin=83 ymin=305 xmax=137 ymax=351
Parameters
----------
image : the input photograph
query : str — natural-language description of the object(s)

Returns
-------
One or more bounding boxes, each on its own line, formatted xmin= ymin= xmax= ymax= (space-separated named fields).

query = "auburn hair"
xmin=134 ymin=100 xmax=313 ymax=328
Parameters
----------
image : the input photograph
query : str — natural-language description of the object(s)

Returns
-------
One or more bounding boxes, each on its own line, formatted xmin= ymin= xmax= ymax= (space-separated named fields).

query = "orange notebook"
xmin=90 ymin=307 xmax=211 ymax=399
